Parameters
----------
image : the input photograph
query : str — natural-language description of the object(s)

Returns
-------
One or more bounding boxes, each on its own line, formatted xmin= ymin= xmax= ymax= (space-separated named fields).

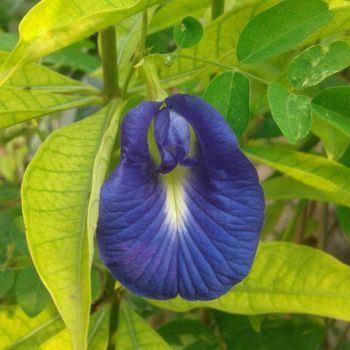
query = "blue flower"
xmin=97 ymin=94 xmax=264 ymax=301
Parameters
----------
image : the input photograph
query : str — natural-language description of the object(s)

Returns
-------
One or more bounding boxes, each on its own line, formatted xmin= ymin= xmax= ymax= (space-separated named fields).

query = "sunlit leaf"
xmin=288 ymin=41 xmax=350 ymax=89
xmin=236 ymin=0 xmax=333 ymax=64
xmin=21 ymin=101 xmax=123 ymax=350
xmin=117 ymin=302 xmax=172 ymax=350
xmin=0 ymin=51 xmax=98 ymax=93
xmin=0 ymin=0 xmax=165 ymax=84
xmin=203 ymin=71 xmax=249 ymax=137
xmin=243 ymin=144 xmax=350 ymax=207
xmin=0 ymin=86 xmax=102 ymax=129
xmin=311 ymin=86 xmax=350 ymax=137
xmin=150 ymin=242 xmax=350 ymax=321
xmin=173 ymin=16 xmax=203 ymax=49
xmin=267 ymin=83 xmax=312 ymax=144
xmin=0 ymin=306 xmax=64 ymax=350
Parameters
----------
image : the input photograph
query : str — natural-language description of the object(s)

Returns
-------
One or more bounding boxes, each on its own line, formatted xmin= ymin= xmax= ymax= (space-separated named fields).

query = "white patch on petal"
xmin=164 ymin=174 xmax=188 ymax=231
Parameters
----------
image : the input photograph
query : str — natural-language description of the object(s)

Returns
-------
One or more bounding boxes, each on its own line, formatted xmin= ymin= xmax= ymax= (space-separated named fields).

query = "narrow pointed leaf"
xmin=117 ymin=302 xmax=172 ymax=350
xmin=0 ymin=306 xmax=64 ymax=350
xmin=203 ymin=71 xmax=250 ymax=137
xmin=22 ymin=102 xmax=123 ymax=350
xmin=0 ymin=86 xmax=102 ymax=129
xmin=267 ymin=83 xmax=312 ymax=144
xmin=288 ymin=41 xmax=350 ymax=89
xmin=0 ymin=0 xmax=165 ymax=84
xmin=236 ymin=0 xmax=333 ymax=64
xmin=0 ymin=51 xmax=97 ymax=93
xmin=311 ymin=85 xmax=350 ymax=137
xmin=151 ymin=242 xmax=350 ymax=321
xmin=242 ymin=144 xmax=350 ymax=207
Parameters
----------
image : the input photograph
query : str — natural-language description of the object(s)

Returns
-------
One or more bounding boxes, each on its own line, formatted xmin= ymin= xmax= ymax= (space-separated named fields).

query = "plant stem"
xmin=175 ymin=53 xmax=269 ymax=85
xmin=122 ymin=10 xmax=148 ymax=99
xmin=100 ymin=26 xmax=120 ymax=100
xmin=211 ymin=0 xmax=225 ymax=19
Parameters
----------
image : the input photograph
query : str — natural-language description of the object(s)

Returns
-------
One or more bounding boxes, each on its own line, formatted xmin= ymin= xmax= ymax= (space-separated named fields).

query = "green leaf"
xmin=262 ymin=176 xmax=350 ymax=206
xmin=15 ymin=267 xmax=50 ymax=318
xmin=117 ymin=302 xmax=172 ymax=350
xmin=0 ymin=269 xmax=15 ymax=298
xmin=236 ymin=0 xmax=333 ymax=64
xmin=0 ymin=86 xmax=102 ymax=129
xmin=173 ymin=16 xmax=203 ymax=49
xmin=267 ymin=83 xmax=312 ymax=144
xmin=203 ymin=71 xmax=250 ymax=137
xmin=21 ymin=101 xmax=123 ymax=350
xmin=214 ymin=313 xmax=325 ymax=350
xmin=0 ymin=306 xmax=64 ymax=350
xmin=311 ymin=86 xmax=350 ymax=137
xmin=243 ymin=144 xmax=350 ymax=207
xmin=336 ymin=206 xmax=350 ymax=238
xmin=149 ymin=0 xmax=210 ymax=34
xmin=288 ymin=41 xmax=350 ymax=89
xmin=150 ymin=242 xmax=350 ymax=321
xmin=147 ymin=0 xmax=278 ymax=89
xmin=0 ymin=51 xmax=97 ymax=93
xmin=0 ymin=0 xmax=165 ymax=84
xmin=0 ymin=181 xmax=20 ymax=203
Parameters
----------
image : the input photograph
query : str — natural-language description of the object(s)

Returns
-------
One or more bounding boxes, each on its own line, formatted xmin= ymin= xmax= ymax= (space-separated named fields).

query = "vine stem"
xmin=175 ymin=53 xmax=269 ymax=85
xmin=122 ymin=10 xmax=148 ymax=99
xmin=211 ymin=0 xmax=225 ymax=19
xmin=100 ymin=26 xmax=120 ymax=100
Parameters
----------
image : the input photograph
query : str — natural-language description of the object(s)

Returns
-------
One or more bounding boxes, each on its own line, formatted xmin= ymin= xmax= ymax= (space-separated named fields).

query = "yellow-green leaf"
xmin=0 ymin=86 xmax=102 ymax=129
xmin=150 ymin=242 xmax=350 ymax=321
xmin=242 ymin=144 xmax=350 ymax=207
xmin=21 ymin=101 xmax=123 ymax=350
xmin=0 ymin=51 xmax=97 ymax=93
xmin=0 ymin=306 xmax=64 ymax=350
xmin=0 ymin=0 xmax=165 ymax=84
xmin=117 ymin=302 xmax=171 ymax=350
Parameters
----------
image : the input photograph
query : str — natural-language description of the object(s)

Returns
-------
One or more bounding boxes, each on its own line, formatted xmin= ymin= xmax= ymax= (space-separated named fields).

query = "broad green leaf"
xmin=203 ymin=71 xmax=249 ymax=137
xmin=117 ymin=302 xmax=172 ymax=350
xmin=148 ymin=0 xmax=210 ymax=34
xmin=267 ymin=83 xmax=312 ymax=144
xmin=0 ymin=269 xmax=15 ymax=298
xmin=236 ymin=0 xmax=333 ymax=64
xmin=151 ymin=242 xmax=350 ymax=321
xmin=15 ymin=266 xmax=50 ymax=317
xmin=312 ymin=86 xmax=350 ymax=137
xmin=147 ymin=0 xmax=279 ymax=89
xmin=262 ymin=176 xmax=347 ymax=205
xmin=243 ymin=144 xmax=350 ymax=207
xmin=288 ymin=41 xmax=350 ymax=89
xmin=22 ymin=101 xmax=123 ymax=350
xmin=214 ymin=313 xmax=325 ymax=350
xmin=336 ymin=206 xmax=350 ymax=238
xmin=0 ymin=0 xmax=165 ymax=84
xmin=0 ymin=51 xmax=98 ymax=93
xmin=0 ymin=306 xmax=64 ymax=350
xmin=40 ymin=307 xmax=110 ymax=350
xmin=173 ymin=16 xmax=203 ymax=49
xmin=0 ymin=86 xmax=102 ymax=129
xmin=312 ymin=114 xmax=349 ymax=161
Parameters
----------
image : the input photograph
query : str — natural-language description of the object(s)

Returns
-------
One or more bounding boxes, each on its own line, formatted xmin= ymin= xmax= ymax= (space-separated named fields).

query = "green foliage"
xmin=203 ymin=71 xmax=250 ymax=137
xmin=267 ymin=83 xmax=312 ymax=144
xmin=173 ymin=16 xmax=203 ymax=49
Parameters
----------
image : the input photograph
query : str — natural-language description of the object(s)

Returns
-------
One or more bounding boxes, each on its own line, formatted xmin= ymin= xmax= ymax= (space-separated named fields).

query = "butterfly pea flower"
xmin=97 ymin=94 xmax=264 ymax=301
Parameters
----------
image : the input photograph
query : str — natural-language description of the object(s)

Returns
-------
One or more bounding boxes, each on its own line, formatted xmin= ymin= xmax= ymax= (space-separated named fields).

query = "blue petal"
xmin=97 ymin=94 xmax=265 ymax=301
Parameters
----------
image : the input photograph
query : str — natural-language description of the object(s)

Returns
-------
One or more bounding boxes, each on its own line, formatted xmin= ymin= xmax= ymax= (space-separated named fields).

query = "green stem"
xmin=211 ymin=0 xmax=225 ymax=19
xmin=175 ymin=53 xmax=269 ymax=85
xmin=122 ymin=10 xmax=148 ymax=99
xmin=100 ymin=26 xmax=120 ymax=100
